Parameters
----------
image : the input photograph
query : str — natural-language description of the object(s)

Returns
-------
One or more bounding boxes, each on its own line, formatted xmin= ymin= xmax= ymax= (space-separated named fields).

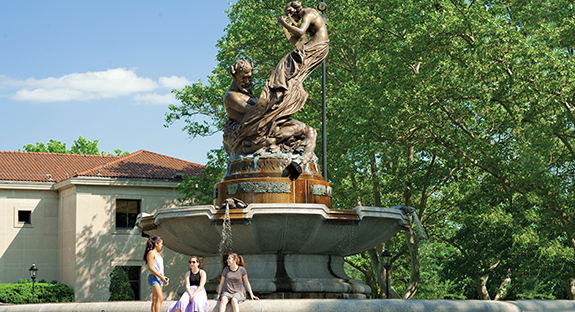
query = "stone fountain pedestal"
xmin=202 ymin=253 xmax=370 ymax=299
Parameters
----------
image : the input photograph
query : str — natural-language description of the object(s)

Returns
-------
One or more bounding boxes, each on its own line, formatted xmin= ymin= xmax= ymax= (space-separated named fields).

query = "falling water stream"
xmin=411 ymin=212 xmax=428 ymax=242
xmin=392 ymin=206 xmax=428 ymax=243
xmin=217 ymin=205 xmax=233 ymax=259
xmin=119 ymin=226 xmax=140 ymax=255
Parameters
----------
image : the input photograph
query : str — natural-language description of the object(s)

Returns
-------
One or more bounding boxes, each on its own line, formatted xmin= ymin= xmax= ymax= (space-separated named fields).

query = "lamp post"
xmin=381 ymin=249 xmax=392 ymax=299
xmin=318 ymin=1 xmax=328 ymax=180
xmin=29 ymin=264 xmax=38 ymax=303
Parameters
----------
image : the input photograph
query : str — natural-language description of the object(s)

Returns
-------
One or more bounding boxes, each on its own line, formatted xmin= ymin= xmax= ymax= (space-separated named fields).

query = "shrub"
xmin=108 ymin=266 xmax=135 ymax=301
xmin=0 ymin=279 xmax=74 ymax=304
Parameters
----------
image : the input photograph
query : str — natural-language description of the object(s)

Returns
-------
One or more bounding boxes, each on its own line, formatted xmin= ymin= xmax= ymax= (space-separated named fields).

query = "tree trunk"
xmin=404 ymin=146 xmax=414 ymax=207
xmin=560 ymin=218 xmax=575 ymax=300
xmin=494 ymin=269 xmax=511 ymax=300
xmin=401 ymin=145 xmax=420 ymax=299
xmin=370 ymin=153 xmax=382 ymax=207
xmin=566 ymin=278 xmax=575 ymax=300
xmin=474 ymin=274 xmax=491 ymax=300
xmin=367 ymin=248 xmax=386 ymax=298
xmin=402 ymin=222 xmax=420 ymax=299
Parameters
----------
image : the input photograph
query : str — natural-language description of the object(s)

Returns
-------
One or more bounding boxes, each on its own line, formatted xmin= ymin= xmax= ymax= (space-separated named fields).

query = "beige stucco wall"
xmin=1 ymin=178 xmax=196 ymax=302
xmin=0 ymin=184 xmax=60 ymax=284
xmin=69 ymin=182 xmax=191 ymax=302
xmin=58 ymin=186 xmax=77 ymax=291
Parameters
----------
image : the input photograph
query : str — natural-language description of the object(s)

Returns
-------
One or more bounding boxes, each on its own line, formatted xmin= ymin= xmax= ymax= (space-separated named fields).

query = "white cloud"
xmin=13 ymin=88 xmax=84 ymax=102
xmin=158 ymin=76 xmax=191 ymax=89
xmin=4 ymin=68 xmax=190 ymax=103
xmin=0 ymin=74 xmax=26 ymax=89
xmin=133 ymin=92 xmax=177 ymax=105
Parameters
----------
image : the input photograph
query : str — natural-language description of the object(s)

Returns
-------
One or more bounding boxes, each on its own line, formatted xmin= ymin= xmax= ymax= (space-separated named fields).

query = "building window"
xmin=116 ymin=199 xmax=140 ymax=229
xmin=123 ymin=266 xmax=141 ymax=300
xmin=18 ymin=210 xmax=32 ymax=224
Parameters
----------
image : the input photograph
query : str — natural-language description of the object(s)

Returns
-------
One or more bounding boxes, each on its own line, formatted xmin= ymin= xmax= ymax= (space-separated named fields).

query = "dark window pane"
xmin=127 ymin=213 xmax=138 ymax=228
xmin=127 ymin=201 xmax=140 ymax=228
xmin=121 ymin=266 xmax=140 ymax=300
xmin=116 ymin=200 xmax=128 ymax=214
xmin=18 ymin=210 xmax=31 ymax=224
xmin=116 ymin=199 xmax=141 ymax=229
xmin=117 ymin=212 xmax=128 ymax=228
xmin=116 ymin=200 xmax=128 ymax=228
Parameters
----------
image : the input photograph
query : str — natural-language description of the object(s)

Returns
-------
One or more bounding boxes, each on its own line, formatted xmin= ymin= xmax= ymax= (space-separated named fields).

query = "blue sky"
xmin=0 ymin=1 xmax=235 ymax=165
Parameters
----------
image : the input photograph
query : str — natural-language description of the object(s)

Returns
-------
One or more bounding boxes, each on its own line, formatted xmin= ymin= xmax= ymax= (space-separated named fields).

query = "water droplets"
xmin=217 ymin=205 xmax=233 ymax=258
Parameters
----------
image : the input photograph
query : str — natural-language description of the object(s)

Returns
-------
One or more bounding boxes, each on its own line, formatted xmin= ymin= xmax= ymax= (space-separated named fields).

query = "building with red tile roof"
xmin=0 ymin=150 xmax=205 ymax=302
xmin=0 ymin=149 xmax=203 ymax=182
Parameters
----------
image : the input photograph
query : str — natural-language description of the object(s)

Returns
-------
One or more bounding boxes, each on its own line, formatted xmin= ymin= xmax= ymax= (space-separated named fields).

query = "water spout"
xmin=217 ymin=204 xmax=233 ymax=258
xmin=411 ymin=212 xmax=428 ymax=242
xmin=392 ymin=206 xmax=428 ymax=243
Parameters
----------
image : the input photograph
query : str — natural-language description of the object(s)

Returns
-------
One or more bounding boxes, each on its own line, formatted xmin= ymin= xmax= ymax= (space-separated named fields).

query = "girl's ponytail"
xmin=143 ymin=236 xmax=162 ymax=264
xmin=237 ymin=255 xmax=245 ymax=267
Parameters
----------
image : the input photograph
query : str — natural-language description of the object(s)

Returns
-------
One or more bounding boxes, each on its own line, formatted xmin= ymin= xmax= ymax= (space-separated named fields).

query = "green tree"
xmin=20 ymin=136 xmax=129 ymax=156
xmin=69 ymin=136 xmax=101 ymax=155
xmin=22 ymin=139 xmax=67 ymax=154
xmin=177 ymin=147 xmax=227 ymax=205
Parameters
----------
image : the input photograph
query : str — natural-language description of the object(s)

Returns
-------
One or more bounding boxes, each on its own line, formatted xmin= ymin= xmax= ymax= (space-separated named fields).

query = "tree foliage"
xmin=166 ymin=0 xmax=575 ymax=300
xmin=177 ymin=147 xmax=227 ymax=205
xmin=19 ymin=136 xmax=129 ymax=156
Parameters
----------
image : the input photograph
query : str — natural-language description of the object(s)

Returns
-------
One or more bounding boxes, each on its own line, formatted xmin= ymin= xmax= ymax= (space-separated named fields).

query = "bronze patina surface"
xmin=215 ymin=157 xmax=332 ymax=208
xmin=222 ymin=1 xmax=329 ymax=177
xmin=217 ymin=1 xmax=333 ymax=208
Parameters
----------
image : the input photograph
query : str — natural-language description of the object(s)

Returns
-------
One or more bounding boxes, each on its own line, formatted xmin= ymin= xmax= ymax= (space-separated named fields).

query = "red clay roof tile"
xmin=0 ymin=150 xmax=203 ymax=182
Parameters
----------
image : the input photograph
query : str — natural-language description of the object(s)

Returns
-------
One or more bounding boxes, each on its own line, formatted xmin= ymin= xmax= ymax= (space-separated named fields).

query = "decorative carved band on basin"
xmin=211 ymin=206 xmax=359 ymax=226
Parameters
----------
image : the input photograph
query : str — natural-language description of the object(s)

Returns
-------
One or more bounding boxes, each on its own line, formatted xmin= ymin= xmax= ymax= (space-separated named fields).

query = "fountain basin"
xmin=137 ymin=204 xmax=407 ymax=256
xmin=137 ymin=204 xmax=407 ymax=298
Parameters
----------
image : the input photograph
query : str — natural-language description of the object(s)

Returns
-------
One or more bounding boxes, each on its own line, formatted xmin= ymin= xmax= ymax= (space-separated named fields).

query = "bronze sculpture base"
xmin=215 ymin=156 xmax=332 ymax=208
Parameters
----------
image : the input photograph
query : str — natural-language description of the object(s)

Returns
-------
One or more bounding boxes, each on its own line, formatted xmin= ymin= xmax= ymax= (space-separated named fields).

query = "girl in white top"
xmin=144 ymin=236 xmax=169 ymax=312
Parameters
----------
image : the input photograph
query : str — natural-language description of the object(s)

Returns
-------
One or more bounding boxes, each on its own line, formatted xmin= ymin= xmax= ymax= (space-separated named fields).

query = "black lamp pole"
xmin=318 ymin=1 xmax=328 ymax=180
xmin=29 ymin=264 xmax=38 ymax=303
xmin=381 ymin=249 xmax=392 ymax=299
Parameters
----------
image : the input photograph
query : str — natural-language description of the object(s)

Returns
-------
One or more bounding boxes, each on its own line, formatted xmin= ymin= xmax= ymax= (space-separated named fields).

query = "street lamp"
xmin=381 ymin=249 xmax=392 ymax=299
xmin=317 ymin=1 xmax=328 ymax=180
xmin=28 ymin=264 xmax=38 ymax=303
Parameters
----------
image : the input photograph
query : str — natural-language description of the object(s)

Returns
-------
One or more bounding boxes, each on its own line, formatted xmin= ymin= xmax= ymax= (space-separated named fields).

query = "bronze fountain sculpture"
xmin=224 ymin=0 xmax=328 ymax=177
xmin=216 ymin=0 xmax=331 ymax=208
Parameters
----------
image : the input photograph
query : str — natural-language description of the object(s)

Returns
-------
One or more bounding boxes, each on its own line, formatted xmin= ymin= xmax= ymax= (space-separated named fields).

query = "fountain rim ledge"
xmin=140 ymin=204 xmax=408 ymax=224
